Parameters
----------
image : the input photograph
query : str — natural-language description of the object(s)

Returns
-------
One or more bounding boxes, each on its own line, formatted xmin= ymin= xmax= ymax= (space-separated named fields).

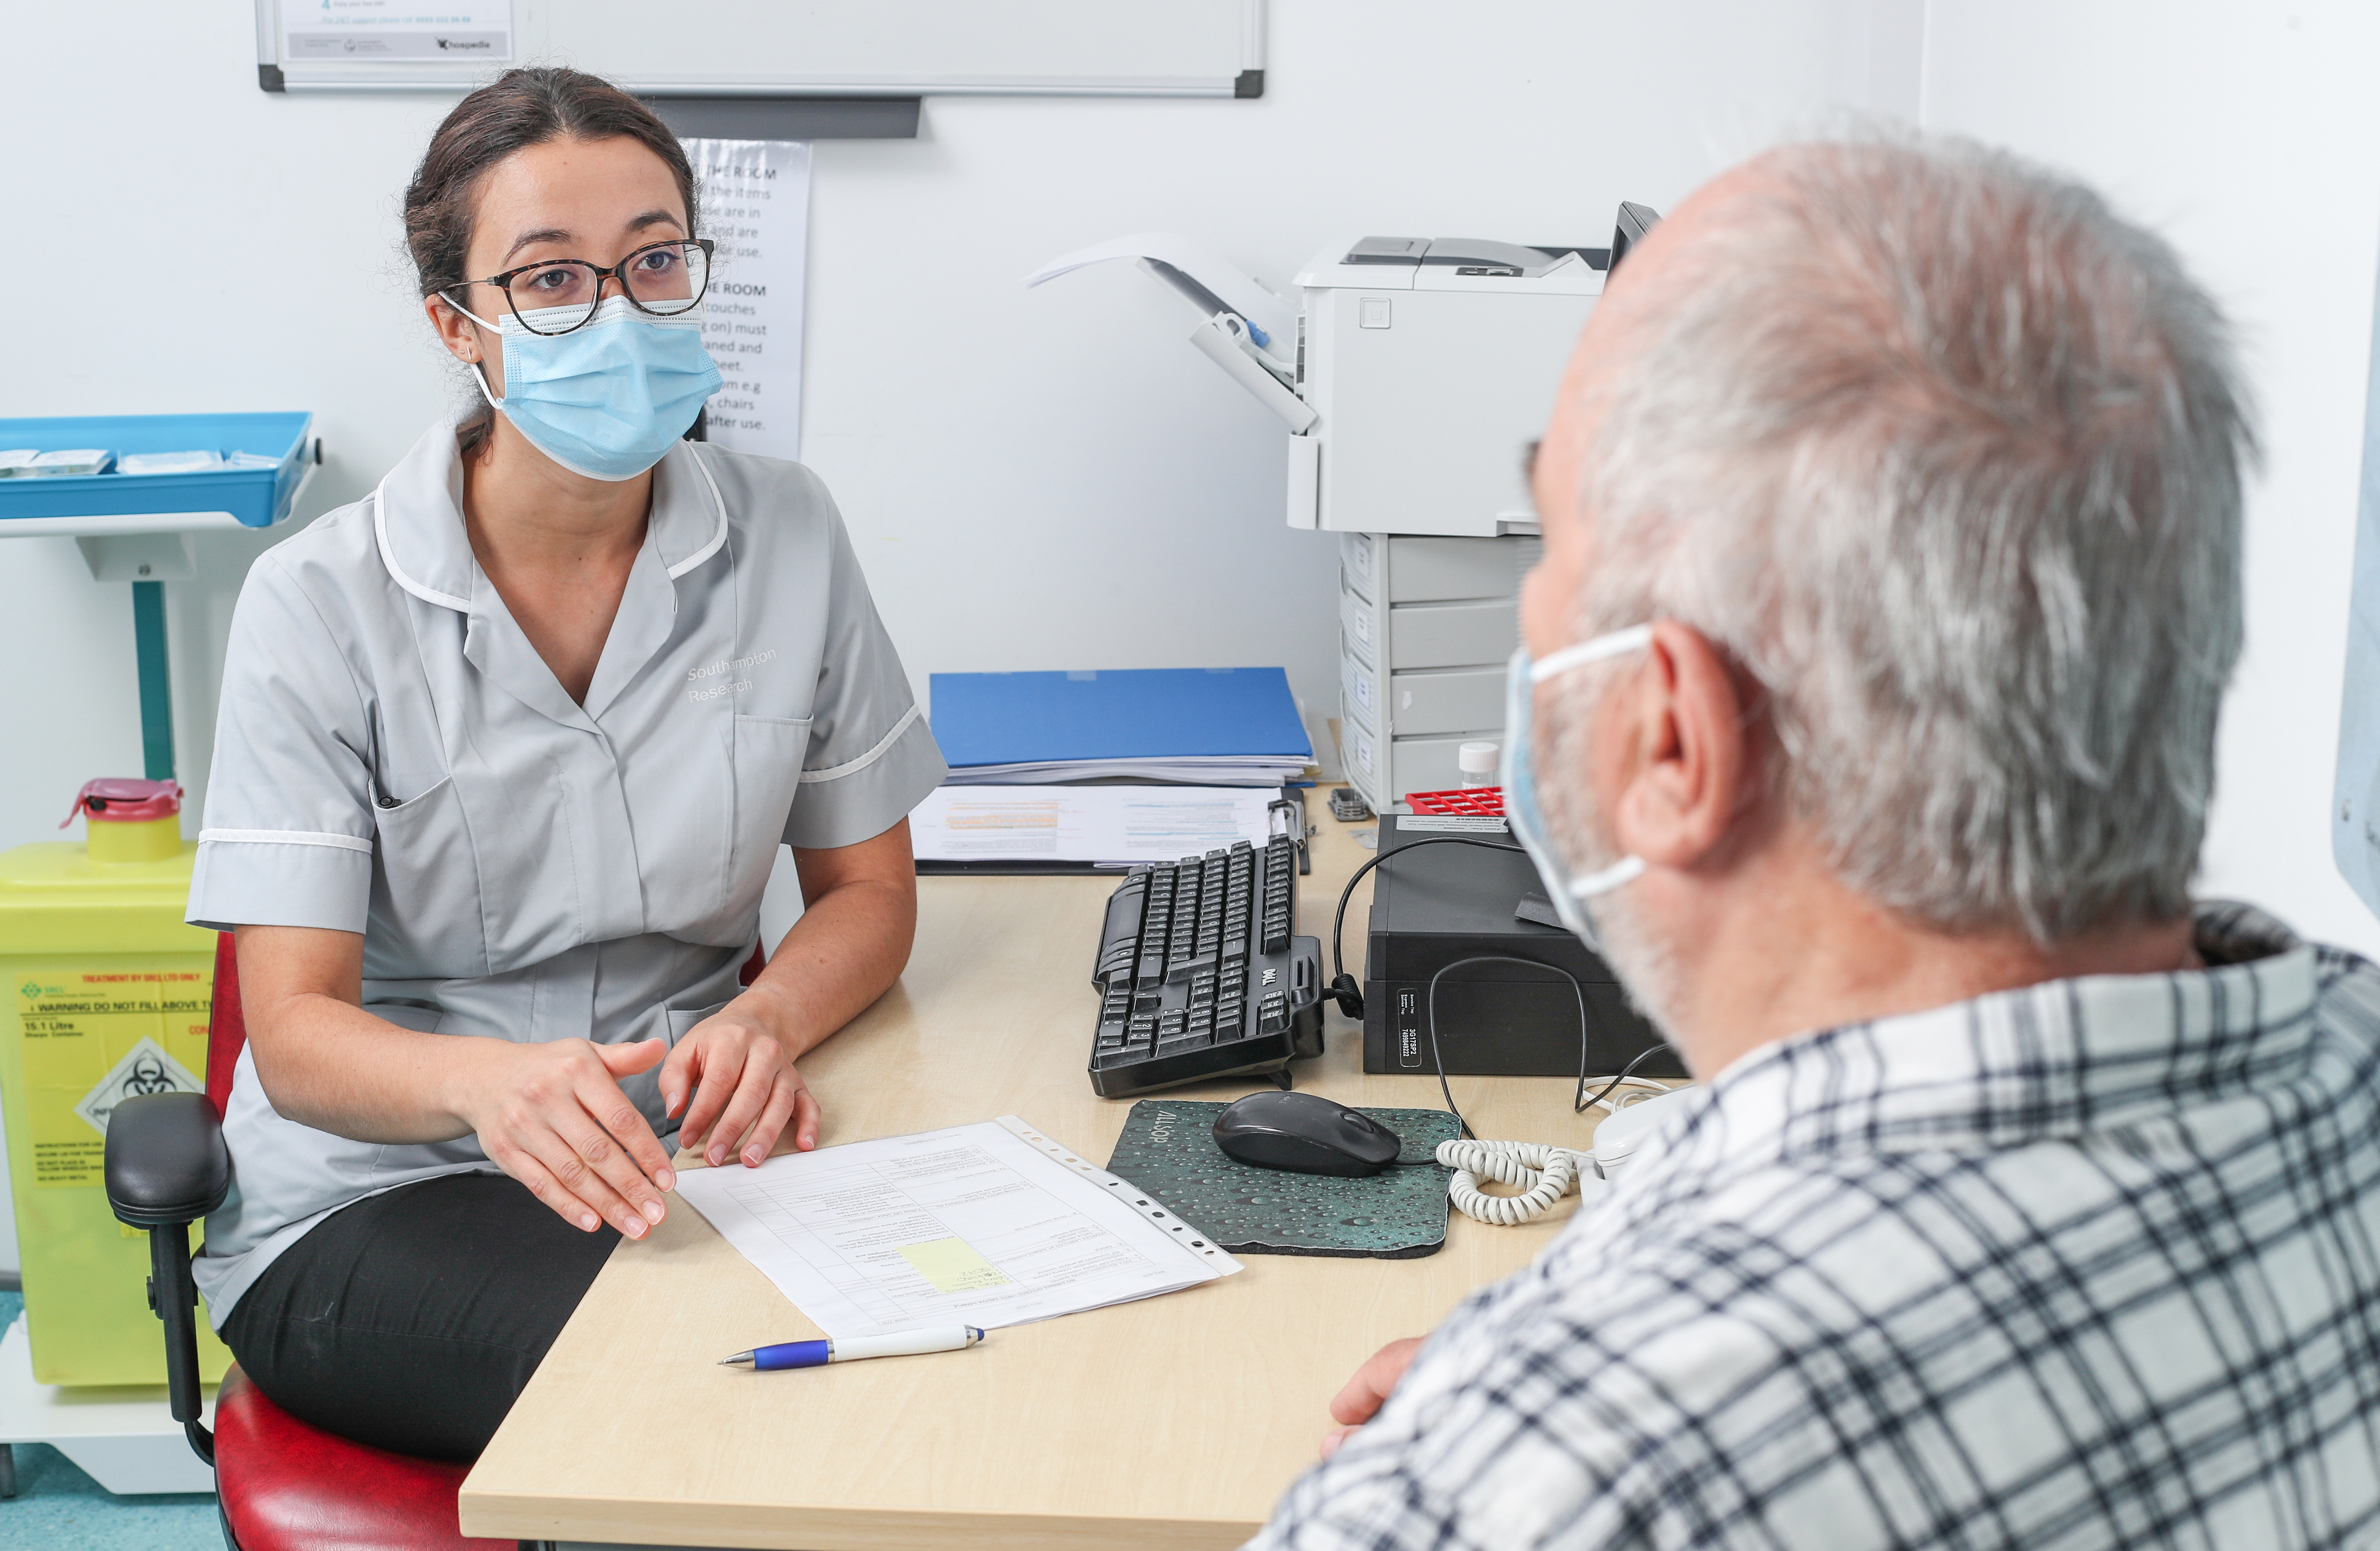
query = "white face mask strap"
xmin=464 ymin=358 xmax=505 ymax=411
xmin=439 ymin=292 xmax=508 ymax=408
xmin=1568 ymin=853 xmax=1646 ymax=899
xmin=439 ymin=290 xmax=505 ymax=335
xmin=1532 ymin=624 xmax=1654 ymax=684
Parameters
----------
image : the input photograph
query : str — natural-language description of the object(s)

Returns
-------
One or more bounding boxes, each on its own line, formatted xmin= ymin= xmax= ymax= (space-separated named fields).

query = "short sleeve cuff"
xmin=783 ymin=713 xmax=949 ymax=851
xmin=188 ymin=832 xmax=373 ymax=934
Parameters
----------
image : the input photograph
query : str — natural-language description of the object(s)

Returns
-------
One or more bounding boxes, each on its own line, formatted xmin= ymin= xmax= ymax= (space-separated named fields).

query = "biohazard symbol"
xmin=122 ymin=1052 xmax=178 ymax=1098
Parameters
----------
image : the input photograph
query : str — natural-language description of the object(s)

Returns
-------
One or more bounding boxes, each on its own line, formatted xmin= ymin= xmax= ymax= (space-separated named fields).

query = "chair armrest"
xmin=105 ymin=1092 xmax=230 ymax=1228
xmin=102 ymin=1090 xmax=229 ymax=1463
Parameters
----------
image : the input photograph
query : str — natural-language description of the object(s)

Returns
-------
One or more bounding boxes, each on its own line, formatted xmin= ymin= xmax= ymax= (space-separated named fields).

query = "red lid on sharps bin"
xmin=60 ymin=778 xmax=184 ymax=827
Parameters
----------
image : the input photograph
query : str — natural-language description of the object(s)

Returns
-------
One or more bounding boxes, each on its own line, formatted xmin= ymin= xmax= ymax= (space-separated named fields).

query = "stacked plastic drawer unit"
xmin=1337 ymin=531 xmax=1541 ymax=812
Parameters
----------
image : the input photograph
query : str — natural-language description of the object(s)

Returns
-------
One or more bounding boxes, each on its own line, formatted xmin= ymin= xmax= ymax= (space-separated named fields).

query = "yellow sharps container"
xmin=0 ymin=778 xmax=232 ymax=1385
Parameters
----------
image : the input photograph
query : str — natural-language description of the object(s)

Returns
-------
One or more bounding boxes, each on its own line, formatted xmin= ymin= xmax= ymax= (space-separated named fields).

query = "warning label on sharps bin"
xmin=16 ymin=967 xmax=210 ymax=1187
xmin=73 ymin=1035 xmax=204 ymax=1135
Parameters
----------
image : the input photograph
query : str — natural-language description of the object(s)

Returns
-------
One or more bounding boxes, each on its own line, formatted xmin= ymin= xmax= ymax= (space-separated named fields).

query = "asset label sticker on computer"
xmin=1399 ymin=815 xmax=1509 ymax=833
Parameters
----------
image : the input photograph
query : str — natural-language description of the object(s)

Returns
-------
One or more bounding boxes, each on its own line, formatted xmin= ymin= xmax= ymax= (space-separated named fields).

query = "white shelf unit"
xmin=1336 ymin=530 xmax=1541 ymax=811
xmin=0 ymin=1315 xmax=216 ymax=1495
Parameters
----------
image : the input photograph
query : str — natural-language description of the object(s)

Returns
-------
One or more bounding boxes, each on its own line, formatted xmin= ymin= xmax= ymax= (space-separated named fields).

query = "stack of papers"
xmin=930 ymin=667 xmax=1313 ymax=787
xmin=672 ymin=1116 xmax=1241 ymax=1338
xmin=910 ymin=784 xmax=1281 ymax=868
xmin=1 ymin=449 xmax=113 ymax=477
xmin=0 ymin=448 xmax=279 ymax=477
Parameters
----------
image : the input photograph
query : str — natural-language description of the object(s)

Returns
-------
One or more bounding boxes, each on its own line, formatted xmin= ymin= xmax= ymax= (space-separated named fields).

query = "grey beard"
xmin=1536 ymin=671 xmax=1684 ymax=1041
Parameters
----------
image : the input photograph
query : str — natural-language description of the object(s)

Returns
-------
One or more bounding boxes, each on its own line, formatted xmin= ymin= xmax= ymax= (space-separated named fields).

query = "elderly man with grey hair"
xmin=1251 ymin=137 xmax=2380 ymax=1550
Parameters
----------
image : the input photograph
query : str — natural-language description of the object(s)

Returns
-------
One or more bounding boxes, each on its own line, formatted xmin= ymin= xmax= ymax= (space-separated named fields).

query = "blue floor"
xmin=0 ymin=1290 xmax=223 ymax=1550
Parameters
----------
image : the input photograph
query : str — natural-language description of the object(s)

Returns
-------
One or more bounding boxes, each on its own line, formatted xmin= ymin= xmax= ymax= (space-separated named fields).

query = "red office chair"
xmin=104 ymin=934 xmax=767 ymax=1551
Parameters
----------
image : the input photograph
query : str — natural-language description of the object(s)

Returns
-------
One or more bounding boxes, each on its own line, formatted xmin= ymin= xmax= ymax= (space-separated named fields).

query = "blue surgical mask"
xmin=1501 ymin=624 xmax=1653 ymax=942
xmin=451 ymin=295 xmax=723 ymax=481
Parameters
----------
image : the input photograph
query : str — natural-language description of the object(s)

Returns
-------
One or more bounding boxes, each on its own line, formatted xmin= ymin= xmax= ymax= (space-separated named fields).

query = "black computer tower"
xmin=1361 ymin=815 xmax=1682 ymax=1078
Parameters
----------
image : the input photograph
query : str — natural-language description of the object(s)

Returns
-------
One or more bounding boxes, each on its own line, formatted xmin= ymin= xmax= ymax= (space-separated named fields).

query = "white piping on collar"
xmin=372 ymin=475 xmax=471 ymax=612
xmin=372 ymin=442 xmax=730 ymax=611
xmin=668 ymin=442 xmax=730 ymax=580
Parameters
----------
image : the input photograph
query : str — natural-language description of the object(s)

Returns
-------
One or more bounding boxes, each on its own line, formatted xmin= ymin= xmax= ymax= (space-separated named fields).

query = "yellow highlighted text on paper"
xmin=898 ymin=1236 xmax=1011 ymax=1294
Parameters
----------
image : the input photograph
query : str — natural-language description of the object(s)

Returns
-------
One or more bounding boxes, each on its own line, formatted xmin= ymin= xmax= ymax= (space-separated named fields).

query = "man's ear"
xmin=1606 ymin=621 xmax=1753 ymax=869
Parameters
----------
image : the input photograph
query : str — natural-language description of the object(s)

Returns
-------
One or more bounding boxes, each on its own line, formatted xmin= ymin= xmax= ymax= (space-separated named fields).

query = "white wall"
xmin=0 ymin=1 xmax=1901 ymax=1274
xmin=0 ymin=0 xmax=1907 ymax=855
xmin=9 ymin=2 xmax=2370 ymax=1269
xmin=1920 ymin=0 xmax=2380 ymax=954
xmin=20 ymin=5 xmax=2358 ymax=922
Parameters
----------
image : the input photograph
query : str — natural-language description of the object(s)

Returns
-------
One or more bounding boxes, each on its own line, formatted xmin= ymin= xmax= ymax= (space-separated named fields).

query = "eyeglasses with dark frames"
xmin=448 ymin=238 xmax=715 ymax=337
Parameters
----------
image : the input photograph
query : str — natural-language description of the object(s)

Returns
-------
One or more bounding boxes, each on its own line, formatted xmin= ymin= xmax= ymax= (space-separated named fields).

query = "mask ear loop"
xmin=438 ymin=291 xmax=508 ymax=408
xmin=1517 ymin=624 xmax=1656 ymax=939
xmin=1530 ymin=624 xmax=1655 ymax=684
xmin=1569 ymin=854 xmax=1646 ymax=899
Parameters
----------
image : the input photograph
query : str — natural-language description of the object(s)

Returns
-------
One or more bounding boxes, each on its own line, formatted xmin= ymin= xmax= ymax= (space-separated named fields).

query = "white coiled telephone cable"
xmin=1435 ymin=1139 xmax=1593 ymax=1226
xmin=1434 ymin=1083 xmax=1674 ymax=1226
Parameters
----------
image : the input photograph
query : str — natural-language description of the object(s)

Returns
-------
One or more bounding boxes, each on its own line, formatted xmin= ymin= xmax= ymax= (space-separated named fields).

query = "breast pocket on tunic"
xmin=366 ymin=774 xmax=487 ymax=978
xmin=726 ymin=715 xmax=811 ymax=919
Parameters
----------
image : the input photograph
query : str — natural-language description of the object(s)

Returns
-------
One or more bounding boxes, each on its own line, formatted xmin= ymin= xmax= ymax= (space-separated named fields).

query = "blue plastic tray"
xmin=0 ymin=412 xmax=315 ymax=529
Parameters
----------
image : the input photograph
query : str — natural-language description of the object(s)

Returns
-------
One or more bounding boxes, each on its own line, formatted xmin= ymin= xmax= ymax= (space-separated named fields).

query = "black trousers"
xmin=220 ymin=1171 xmax=620 ymax=1461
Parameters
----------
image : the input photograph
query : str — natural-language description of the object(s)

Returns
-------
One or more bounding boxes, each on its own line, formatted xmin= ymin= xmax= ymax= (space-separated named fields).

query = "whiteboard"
xmin=254 ymin=0 xmax=1266 ymax=98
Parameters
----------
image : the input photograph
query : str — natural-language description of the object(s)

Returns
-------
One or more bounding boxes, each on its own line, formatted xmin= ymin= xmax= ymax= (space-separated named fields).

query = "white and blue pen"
xmin=720 ymin=1325 xmax=986 ymax=1370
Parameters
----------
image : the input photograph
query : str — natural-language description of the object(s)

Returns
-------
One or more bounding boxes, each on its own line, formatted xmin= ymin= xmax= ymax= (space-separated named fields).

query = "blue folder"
xmin=929 ymin=668 xmax=1312 ymax=768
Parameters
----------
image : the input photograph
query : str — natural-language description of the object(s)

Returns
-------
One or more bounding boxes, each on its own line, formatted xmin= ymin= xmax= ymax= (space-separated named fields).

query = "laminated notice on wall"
xmin=684 ymin=138 xmax=812 ymax=462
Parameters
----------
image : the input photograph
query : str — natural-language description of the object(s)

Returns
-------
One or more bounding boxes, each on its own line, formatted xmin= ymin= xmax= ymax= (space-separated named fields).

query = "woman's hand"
xmin=642 ymin=820 xmax=918 ymax=1173
xmin=660 ymin=998 xmax=820 ymax=1168
xmin=448 ymin=1037 xmax=679 ymax=1239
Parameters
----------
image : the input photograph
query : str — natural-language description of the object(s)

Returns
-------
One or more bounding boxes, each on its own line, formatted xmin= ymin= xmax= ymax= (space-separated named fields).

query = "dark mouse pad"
xmin=1104 ymin=1100 xmax=1460 ymax=1259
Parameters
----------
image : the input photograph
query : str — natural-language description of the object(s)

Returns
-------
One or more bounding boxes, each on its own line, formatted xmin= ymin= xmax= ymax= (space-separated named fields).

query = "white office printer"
xmin=1027 ymin=208 xmax=1657 ymax=812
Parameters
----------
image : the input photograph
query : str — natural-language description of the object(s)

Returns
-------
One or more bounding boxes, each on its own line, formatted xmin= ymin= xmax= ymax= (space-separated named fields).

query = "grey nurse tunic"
xmin=184 ymin=419 xmax=947 ymax=1324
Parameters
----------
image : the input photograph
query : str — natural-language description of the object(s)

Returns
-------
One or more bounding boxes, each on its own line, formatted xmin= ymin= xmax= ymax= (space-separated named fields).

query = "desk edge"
xmin=460 ymin=1488 xmax=1269 ymax=1551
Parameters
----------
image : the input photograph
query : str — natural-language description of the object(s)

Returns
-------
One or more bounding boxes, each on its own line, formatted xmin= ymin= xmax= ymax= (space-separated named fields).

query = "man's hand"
xmin=1321 ymin=1336 xmax=1426 ymax=1458
xmin=660 ymin=1000 xmax=819 ymax=1168
xmin=451 ymin=1038 xmax=677 ymax=1239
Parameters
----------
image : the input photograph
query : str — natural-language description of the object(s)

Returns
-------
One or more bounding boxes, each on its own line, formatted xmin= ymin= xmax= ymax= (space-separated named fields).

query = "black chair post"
xmin=146 ymin=1218 xmax=214 ymax=1464
xmin=104 ymin=1090 xmax=232 ymax=1466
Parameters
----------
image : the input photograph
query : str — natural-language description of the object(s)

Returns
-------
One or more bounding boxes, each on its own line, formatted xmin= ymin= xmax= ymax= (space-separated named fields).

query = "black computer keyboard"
xmin=1088 ymin=834 xmax=1324 ymax=1097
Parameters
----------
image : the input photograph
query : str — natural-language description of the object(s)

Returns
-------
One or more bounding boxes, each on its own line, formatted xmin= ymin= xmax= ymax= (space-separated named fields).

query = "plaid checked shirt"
xmin=1251 ymin=902 xmax=2380 ymax=1550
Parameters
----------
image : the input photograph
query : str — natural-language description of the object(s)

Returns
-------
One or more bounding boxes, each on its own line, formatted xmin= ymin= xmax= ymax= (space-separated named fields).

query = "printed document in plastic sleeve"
xmin=671 ymin=1116 xmax=1241 ymax=1338
xmin=910 ymin=784 xmax=1277 ymax=865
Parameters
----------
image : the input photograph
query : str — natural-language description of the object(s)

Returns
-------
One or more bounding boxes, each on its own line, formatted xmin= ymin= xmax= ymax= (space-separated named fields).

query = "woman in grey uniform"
xmin=184 ymin=68 xmax=947 ymax=1460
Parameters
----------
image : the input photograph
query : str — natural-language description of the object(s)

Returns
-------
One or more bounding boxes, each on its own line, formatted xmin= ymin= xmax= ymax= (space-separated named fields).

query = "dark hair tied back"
xmin=402 ymin=67 xmax=698 ymax=460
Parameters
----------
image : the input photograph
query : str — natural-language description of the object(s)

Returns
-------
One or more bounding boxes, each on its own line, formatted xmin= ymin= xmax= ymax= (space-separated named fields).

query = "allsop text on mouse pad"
xmin=1104 ymin=1100 xmax=1459 ymax=1258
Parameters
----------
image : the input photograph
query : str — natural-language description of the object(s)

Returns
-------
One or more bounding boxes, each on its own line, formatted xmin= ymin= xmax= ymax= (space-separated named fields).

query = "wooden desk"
xmin=463 ymin=799 xmax=1612 ymax=1550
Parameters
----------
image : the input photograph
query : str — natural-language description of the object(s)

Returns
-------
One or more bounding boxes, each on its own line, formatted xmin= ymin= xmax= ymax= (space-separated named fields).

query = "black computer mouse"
xmin=1212 ymin=1091 xmax=1403 ymax=1177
